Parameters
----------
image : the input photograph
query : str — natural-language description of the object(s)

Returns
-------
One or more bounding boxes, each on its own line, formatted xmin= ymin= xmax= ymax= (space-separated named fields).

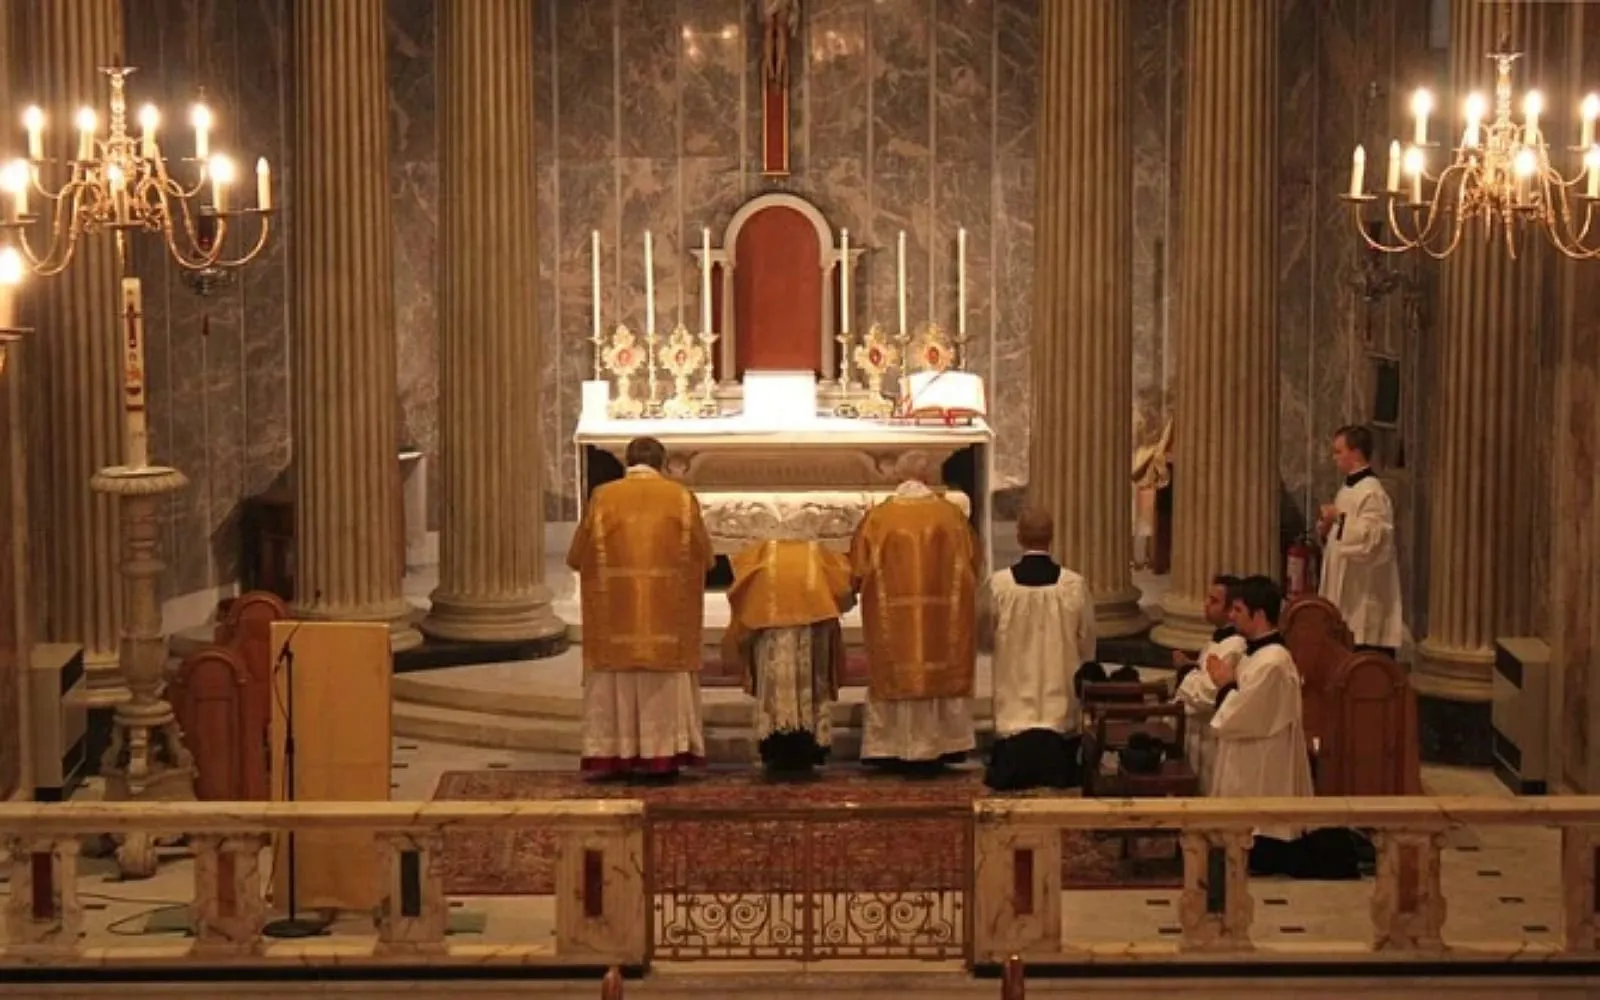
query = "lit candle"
xmin=700 ymin=227 xmax=712 ymax=333
xmin=74 ymin=107 xmax=95 ymax=161
xmin=643 ymin=230 xmax=655 ymax=337
xmin=191 ymin=102 xmax=212 ymax=160
xmin=1464 ymin=93 xmax=1485 ymax=148
xmin=209 ymin=154 xmax=234 ymax=212
xmin=108 ymin=164 xmax=128 ymax=222
xmin=1405 ymin=145 xmax=1423 ymax=204
xmin=1410 ymin=89 xmax=1432 ymax=146
xmin=138 ymin=105 xmax=159 ymax=159
xmin=591 ymin=230 xmax=602 ymax=340
xmin=957 ymin=226 xmax=967 ymax=337
xmin=1 ymin=160 xmax=28 ymax=218
xmin=1586 ymin=148 xmax=1600 ymax=200
xmin=1583 ymin=94 xmax=1600 ymax=150
xmin=840 ymin=229 xmax=851 ymax=335
xmin=1349 ymin=145 xmax=1365 ymax=198
xmin=896 ymin=230 xmax=907 ymax=336
xmin=22 ymin=107 xmax=42 ymax=161
xmin=1386 ymin=140 xmax=1402 ymax=192
xmin=256 ymin=157 xmax=271 ymax=210
xmin=1524 ymin=90 xmax=1543 ymax=144
xmin=120 ymin=277 xmax=150 ymax=469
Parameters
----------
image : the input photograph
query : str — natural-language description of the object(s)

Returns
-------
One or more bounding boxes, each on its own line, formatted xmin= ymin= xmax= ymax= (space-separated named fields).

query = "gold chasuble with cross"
xmin=849 ymin=493 xmax=981 ymax=701
xmin=567 ymin=469 xmax=714 ymax=673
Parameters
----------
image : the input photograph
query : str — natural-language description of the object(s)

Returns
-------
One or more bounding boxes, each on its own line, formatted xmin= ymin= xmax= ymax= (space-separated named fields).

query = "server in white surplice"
xmin=1317 ymin=424 xmax=1404 ymax=655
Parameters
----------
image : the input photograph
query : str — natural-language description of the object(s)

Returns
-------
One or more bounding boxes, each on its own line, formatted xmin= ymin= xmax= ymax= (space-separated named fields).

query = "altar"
xmin=573 ymin=414 xmax=995 ymax=574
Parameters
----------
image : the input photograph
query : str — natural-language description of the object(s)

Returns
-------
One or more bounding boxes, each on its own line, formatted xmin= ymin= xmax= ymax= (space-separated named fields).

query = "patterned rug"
xmin=699 ymin=648 xmax=871 ymax=688
xmin=432 ymin=769 xmax=1182 ymax=896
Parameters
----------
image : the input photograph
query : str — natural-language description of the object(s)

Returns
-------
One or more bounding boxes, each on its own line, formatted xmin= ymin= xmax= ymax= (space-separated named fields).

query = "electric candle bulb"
xmin=22 ymin=106 xmax=43 ymax=161
xmin=0 ymin=246 xmax=23 ymax=287
xmin=74 ymin=107 xmax=96 ymax=160
xmin=1464 ymin=93 xmax=1487 ymax=147
xmin=208 ymin=154 xmax=235 ymax=212
xmin=1410 ymin=89 xmax=1433 ymax=145
xmin=138 ymin=104 xmax=159 ymax=158
xmin=1349 ymin=145 xmax=1366 ymax=197
xmin=0 ymin=160 xmax=27 ymax=218
xmin=256 ymin=157 xmax=271 ymax=210
xmin=190 ymin=102 xmax=212 ymax=160
xmin=1586 ymin=147 xmax=1600 ymax=200
xmin=1581 ymin=94 xmax=1599 ymax=149
xmin=1386 ymin=140 xmax=1402 ymax=192
xmin=1403 ymin=145 xmax=1425 ymax=203
xmin=1524 ymin=90 xmax=1543 ymax=142
xmin=1514 ymin=147 xmax=1537 ymax=177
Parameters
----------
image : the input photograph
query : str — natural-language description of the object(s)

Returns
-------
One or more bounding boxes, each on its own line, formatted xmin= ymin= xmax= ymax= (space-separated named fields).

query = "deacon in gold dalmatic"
xmin=723 ymin=538 xmax=855 ymax=772
xmin=567 ymin=437 xmax=714 ymax=778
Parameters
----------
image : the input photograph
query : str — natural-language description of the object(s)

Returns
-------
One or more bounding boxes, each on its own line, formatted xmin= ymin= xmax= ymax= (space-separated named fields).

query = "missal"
xmin=897 ymin=370 xmax=987 ymax=425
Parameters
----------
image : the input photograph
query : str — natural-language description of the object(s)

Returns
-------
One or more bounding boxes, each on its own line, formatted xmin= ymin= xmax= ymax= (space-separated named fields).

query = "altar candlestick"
xmin=121 ymin=277 xmax=151 ymax=469
xmin=840 ymin=229 xmax=851 ymax=334
xmin=700 ymin=227 xmax=712 ymax=333
xmin=896 ymin=230 xmax=907 ymax=336
xmin=644 ymin=230 xmax=655 ymax=337
xmin=957 ymin=227 xmax=967 ymax=336
xmin=591 ymin=230 xmax=602 ymax=340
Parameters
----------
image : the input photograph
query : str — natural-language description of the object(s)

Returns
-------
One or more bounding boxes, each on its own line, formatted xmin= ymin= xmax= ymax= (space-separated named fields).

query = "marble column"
xmin=420 ymin=0 xmax=564 ymax=644
xmin=1027 ymin=0 xmax=1145 ymax=638
xmin=1151 ymin=0 xmax=1280 ymax=651
xmin=290 ymin=0 xmax=421 ymax=651
xmin=1413 ymin=0 xmax=1544 ymax=750
xmin=17 ymin=0 xmax=126 ymax=703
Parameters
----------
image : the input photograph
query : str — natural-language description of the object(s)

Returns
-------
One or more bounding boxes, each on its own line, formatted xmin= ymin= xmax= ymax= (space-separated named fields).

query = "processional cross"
xmin=760 ymin=0 xmax=800 ymax=176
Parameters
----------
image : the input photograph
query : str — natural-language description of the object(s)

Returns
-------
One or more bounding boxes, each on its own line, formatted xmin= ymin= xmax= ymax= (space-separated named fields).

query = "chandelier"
xmin=0 ymin=65 xmax=272 ymax=280
xmin=1341 ymin=5 xmax=1599 ymax=261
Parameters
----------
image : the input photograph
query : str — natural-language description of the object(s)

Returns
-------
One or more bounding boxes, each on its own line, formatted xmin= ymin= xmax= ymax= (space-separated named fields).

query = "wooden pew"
xmin=1282 ymin=596 xmax=1421 ymax=795
xmin=167 ymin=591 xmax=289 ymax=800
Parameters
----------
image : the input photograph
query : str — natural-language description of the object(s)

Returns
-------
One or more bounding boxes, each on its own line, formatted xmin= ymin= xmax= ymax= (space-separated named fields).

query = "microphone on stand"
xmin=262 ymin=602 xmax=330 ymax=939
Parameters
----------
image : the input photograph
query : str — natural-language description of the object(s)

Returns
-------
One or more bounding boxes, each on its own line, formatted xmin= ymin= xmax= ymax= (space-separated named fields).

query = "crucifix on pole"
xmin=760 ymin=0 xmax=800 ymax=176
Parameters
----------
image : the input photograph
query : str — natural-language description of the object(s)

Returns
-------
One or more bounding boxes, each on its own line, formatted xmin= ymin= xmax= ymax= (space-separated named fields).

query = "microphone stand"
xmin=263 ymin=626 xmax=329 ymax=938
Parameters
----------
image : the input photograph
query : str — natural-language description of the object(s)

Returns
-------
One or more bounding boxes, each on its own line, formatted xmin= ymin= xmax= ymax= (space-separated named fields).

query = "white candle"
xmin=138 ymin=105 xmax=159 ymax=160
xmin=1410 ymin=89 xmax=1431 ymax=146
xmin=256 ymin=158 xmax=271 ymax=210
xmin=23 ymin=107 xmax=43 ymax=161
xmin=700 ymin=227 xmax=712 ymax=333
xmin=192 ymin=103 xmax=211 ymax=160
xmin=1587 ymin=148 xmax=1600 ymax=199
xmin=209 ymin=155 xmax=233 ymax=212
xmin=1524 ymin=91 xmax=1543 ymax=145
xmin=957 ymin=227 xmax=968 ymax=338
xmin=1464 ymin=93 xmax=1485 ymax=148
xmin=1386 ymin=140 xmax=1401 ymax=192
xmin=840 ymin=229 xmax=851 ymax=335
xmin=896 ymin=230 xmax=907 ymax=336
xmin=120 ymin=277 xmax=150 ymax=469
xmin=591 ymin=230 xmax=602 ymax=339
xmin=1583 ymin=95 xmax=1599 ymax=150
xmin=644 ymin=230 xmax=655 ymax=337
xmin=1410 ymin=160 xmax=1423 ymax=204
xmin=74 ymin=107 xmax=95 ymax=161
xmin=1349 ymin=145 xmax=1365 ymax=198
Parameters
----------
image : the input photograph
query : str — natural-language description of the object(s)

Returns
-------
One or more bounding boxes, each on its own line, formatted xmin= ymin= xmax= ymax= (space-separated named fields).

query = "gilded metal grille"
xmin=647 ymin=804 xmax=971 ymax=961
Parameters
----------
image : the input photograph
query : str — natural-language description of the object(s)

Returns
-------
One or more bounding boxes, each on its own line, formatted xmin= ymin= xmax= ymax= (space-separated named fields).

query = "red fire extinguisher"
xmin=1285 ymin=533 xmax=1315 ymax=599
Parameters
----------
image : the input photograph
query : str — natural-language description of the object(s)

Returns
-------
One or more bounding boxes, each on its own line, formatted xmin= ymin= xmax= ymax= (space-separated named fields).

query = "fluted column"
xmin=1028 ymin=0 xmax=1145 ymax=638
xmin=291 ymin=0 xmax=421 ymax=651
xmin=1415 ymin=0 xmax=1543 ymax=709
xmin=420 ymin=0 xmax=563 ymax=643
xmin=1152 ymin=0 xmax=1280 ymax=651
xmin=18 ymin=0 xmax=126 ymax=702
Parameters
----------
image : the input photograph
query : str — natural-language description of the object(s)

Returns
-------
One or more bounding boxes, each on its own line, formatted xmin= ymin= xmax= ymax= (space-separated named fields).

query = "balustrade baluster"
xmin=1561 ymin=826 xmax=1600 ymax=952
xmin=1371 ymin=830 xmax=1447 ymax=952
xmin=192 ymin=834 xmax=267 ymax=954
xmin=3 ymin=836 xmax=82 ymax=952
xmin=1177 ymin=830 xmax=1253 ymax=952
xmin=555 ymin=821 xmax=648 ymax=964
xmin=376 ymin=831 xmax=448 ymax=953
xmin=971 ymin=816 xmax=1061 ymax=962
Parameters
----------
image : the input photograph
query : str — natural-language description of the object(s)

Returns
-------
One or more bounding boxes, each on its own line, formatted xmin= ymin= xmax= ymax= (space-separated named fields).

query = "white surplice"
xmin=1319 ymin=470 xmax=1404 ymax=649
xmin=1175 ymin=628 xmax=1247 ymax=793
xmin=1209 ymin=635 xmax=1314 ymax=840
xmin=983 ymin=563 xmax=1095 ymax=738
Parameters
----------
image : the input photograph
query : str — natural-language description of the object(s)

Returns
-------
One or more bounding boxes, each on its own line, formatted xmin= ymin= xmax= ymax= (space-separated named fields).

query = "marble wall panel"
xmin=1277 ymin=0 xmax=1321 ymax=526
xmin=680 ymin=0 xmax=744 ymax=159
xmin=1129 ymin=0 xmax=1173 ymax=452
xmin=993 ymin=157 xmax=1034 ymax=492
xmin=807 ymin=0 xmax=869 ymax=162
xmin=555 ymin=0 xmax=618 ymax=162
xmin=619 ymin=0 xmax=679 ymax=159
xmin=993 ymin=0 xmax=1036 ymax=162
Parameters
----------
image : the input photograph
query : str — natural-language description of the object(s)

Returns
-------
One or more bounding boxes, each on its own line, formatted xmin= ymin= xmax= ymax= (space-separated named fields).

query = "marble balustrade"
xmin=0 ymin=800 xmax=646 ymax=966
xmin=3 ymin=796 xmax=1600 ymax=968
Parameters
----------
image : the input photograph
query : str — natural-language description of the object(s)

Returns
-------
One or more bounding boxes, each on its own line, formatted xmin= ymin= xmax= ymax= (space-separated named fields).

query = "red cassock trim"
xmin=580 ymin=752 xmax=707 ymax=776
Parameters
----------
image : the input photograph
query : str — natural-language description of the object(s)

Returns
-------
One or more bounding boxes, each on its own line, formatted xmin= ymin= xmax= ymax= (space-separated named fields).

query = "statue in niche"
xmin=762 ymin=0 xmax=801 ymax=87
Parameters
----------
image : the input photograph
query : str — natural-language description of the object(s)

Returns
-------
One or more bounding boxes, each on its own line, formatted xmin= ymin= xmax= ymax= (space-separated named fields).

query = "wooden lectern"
xmin=268 ymin=620 xmax=392 ymax=911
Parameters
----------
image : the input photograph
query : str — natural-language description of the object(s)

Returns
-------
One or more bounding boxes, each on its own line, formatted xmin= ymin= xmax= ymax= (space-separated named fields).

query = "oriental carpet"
xmin=432 ymin=768 xmax=1182 ymax=896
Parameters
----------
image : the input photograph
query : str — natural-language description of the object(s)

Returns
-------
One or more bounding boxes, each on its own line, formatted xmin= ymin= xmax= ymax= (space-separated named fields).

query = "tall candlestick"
xmin=1348 ymin=145 xmax=1365 ymax=198
xmin=121 ymin=277 xmax=150 ymax=469
xmin=840 ymin=229 xmax=851 ymax=335
xmin=896 ymin=230 xmax=907 ymax=336
xmin=644 ymin=230 xmax=655 ymax=337
xmin=957 ymin=227 xmax=967 ymax=336
xmin=256 ymin=158 xmax=272 ymax=211
xmin=700 ymin=227 xmax=712 ymax=333
xmin=591 ymin=230 xmax=602 ymax=340
xmin=1386 ymin=140 xmax=1401 ymax=192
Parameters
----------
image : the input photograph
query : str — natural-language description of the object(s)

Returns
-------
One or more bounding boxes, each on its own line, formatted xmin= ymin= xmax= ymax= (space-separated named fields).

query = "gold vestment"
xmin=849 ymin=493 xmax=980 ymax=700
xmin=567 ymin=469 xmax=714 ymax=673
xmin=722 ymin=539 xmax=853 ymax=693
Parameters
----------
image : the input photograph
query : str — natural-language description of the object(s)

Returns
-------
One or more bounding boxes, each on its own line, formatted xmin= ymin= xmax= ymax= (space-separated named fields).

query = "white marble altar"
xmin=572 ymin=414 xmax=994 ymax=569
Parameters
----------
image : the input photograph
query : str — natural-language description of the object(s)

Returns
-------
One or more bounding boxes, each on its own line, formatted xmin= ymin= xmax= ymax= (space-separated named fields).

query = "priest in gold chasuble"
xmin=849 ymin=453 xmax=981 ymax=770
xmin=567 ymin=437 xmax=714 ymax=779
xmin=724 ymin=538 xmax=855 ymax=773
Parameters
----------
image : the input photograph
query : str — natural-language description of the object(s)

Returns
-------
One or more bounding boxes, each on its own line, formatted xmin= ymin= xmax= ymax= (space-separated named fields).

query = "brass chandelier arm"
xmin=160 ymin=213 xmax=272 ymax=271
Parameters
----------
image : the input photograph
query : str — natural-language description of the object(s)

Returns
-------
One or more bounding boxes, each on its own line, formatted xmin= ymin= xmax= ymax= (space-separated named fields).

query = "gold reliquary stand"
xmin=596 ymin=322 xmax=720 ymax=420
xmin=836 ymin=321 xmax=966 ymax=420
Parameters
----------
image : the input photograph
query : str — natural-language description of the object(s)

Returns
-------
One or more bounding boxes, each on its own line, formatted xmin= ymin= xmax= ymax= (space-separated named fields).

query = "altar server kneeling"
xmin=568 ymin=437 xmax=715 ymax=780
xmin=1172 ymin=574 xmax=1247 ymax=792
xmin=851 ymin=452 xmax=982 ymax=772
xmin=980 ymin=507 xmax=1096 ymax=790
xmin=724 ymin=538 xmax=856 ymax=772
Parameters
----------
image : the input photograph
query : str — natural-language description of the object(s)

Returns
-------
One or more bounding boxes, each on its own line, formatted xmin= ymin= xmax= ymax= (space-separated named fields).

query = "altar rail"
xmin=2 ymin=796 xmax=1600 ymax=972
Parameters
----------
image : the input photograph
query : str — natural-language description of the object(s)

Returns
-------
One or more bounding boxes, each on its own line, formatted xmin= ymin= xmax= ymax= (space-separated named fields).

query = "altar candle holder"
xmin=696 ymin=328 xmax=720 ymax=417
xmin=643 ymin=323 xmax=663 ymax=418
xmin=833 ymin=328 xmax=860 ymax=418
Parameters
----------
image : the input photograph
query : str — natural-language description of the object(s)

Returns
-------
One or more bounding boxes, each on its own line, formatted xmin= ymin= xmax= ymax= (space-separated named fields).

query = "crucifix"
xmin=760 ymin=0 xmax=800 ymax=176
